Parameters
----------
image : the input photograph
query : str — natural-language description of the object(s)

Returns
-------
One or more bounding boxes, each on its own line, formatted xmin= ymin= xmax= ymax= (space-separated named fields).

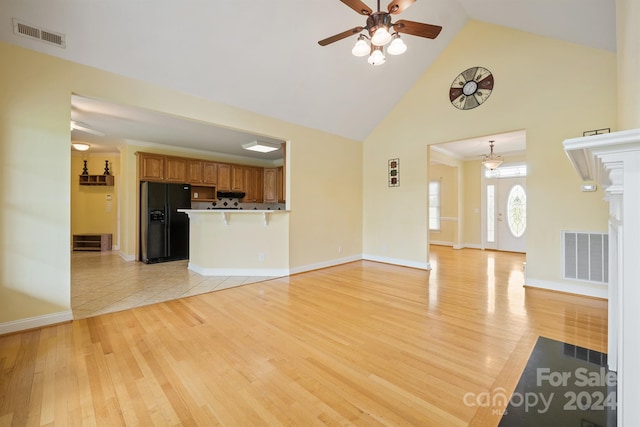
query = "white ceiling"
xmin=0 ymin=0 xmax=616 ymax=157
xmin=431 ymin=129 xmax=526 ymax=160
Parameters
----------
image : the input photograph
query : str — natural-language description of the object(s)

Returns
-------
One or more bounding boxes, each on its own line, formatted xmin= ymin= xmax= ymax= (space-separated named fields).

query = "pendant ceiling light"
xmin=317 ymin=0 xmax=442 ymax=66
xmin=482 ymin=140 xmax=504 ymax=170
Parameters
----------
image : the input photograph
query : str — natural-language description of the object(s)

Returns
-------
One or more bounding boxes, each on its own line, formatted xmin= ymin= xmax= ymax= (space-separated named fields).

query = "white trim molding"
xmin=289 ymin=255 xmax=362 ymax=275
xmin=362 ymin=254 xmax=431 ymax=270
xmin=525 ymin=278 xmax=607 ymax=299
xmin=564 ymin=128 xmax=640 ymax=426
xmin=188 ymin=263 xmax=290 ymax=277
xmin=0 ymin=310 xmax=73 ymax=335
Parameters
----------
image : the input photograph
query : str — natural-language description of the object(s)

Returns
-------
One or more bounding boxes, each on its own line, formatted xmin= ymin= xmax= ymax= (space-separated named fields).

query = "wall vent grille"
xmin=12 ymin=19 xmax=66 ymax=48
xmin=562 ymin=231 xmax=608 ymax=284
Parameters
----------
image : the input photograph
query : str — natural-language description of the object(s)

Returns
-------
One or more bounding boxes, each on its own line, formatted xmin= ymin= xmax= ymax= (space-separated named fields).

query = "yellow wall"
xmin=364 ymin=21 xmax=614 ymax=286
xmin=0 ymin=41 xmax=363 ymax=324
xmin=71 ymin=153 xmax=119 ymax=248
xmin=617 ymin=0 xmax=640 ymax=129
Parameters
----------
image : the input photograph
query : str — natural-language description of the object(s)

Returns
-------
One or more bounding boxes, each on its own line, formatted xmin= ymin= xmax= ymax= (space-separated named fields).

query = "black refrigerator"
xmin=140 ymin=182 xmax=191 ymax=264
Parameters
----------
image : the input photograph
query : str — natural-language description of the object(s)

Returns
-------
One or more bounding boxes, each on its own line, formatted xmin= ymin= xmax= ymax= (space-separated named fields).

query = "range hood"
xmin=217 ymin=191 xmax=246 ymax=199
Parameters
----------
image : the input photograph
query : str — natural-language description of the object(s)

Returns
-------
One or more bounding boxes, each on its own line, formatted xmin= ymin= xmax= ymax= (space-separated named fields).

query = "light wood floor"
xmin=0 ymin=246 xmax=607 ymax=426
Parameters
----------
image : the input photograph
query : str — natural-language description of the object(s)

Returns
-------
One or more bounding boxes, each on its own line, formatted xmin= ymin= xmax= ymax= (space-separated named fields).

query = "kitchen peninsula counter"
xmin=178 ymin=209 xmax=290 ymax=277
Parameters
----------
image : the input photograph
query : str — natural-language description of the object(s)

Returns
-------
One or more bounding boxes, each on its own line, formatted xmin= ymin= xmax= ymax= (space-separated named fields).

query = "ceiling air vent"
xmin=12 ymin=19 xmax=66 ymax=48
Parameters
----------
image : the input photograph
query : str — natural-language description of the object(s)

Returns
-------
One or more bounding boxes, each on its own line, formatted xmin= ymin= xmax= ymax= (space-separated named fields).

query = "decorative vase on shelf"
xmin=81 ymin=160 xmax=89 ymax=175
xmin=103 ymin=160 xmax=110 ymax=175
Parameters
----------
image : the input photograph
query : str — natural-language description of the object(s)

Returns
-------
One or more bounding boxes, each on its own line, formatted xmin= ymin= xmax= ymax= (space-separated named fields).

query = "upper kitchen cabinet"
xmin=243 ymin=167 xmax=263 ymax=203
xmin=187 ymin=160 xmax=203 ymax=184
xmin=231 ymin=165 xmax=244 ymax=192
xmin=138 ymin=153 xmax=165 ymax=181
xmin=137 ymin=152 xmax=187 ymax=183
xmin=217 ymin=163 xmax=231 ymax=191
xmin=264 ymin=166 xmax=285 ymax=204
xmin=263 ymin=168 xmax=277 ymax=203
xmin=165 ymin=157 xmax=187 ymax=182
xmin=277 ymin=166 xmax=285 ymax=203
xmin=203 ymin=162 xmax=217 ymax=185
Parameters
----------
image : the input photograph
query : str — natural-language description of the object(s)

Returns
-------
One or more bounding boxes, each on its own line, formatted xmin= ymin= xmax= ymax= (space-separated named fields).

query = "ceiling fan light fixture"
xmin=482 ymin=140 xmax=504 ymax=170
xmin=352 ymin=35 xmax=370 ymax=57
xmin=371 ymin=26 xmax=392 ymax=46
xmin=387 ymin=33 xmax=407 ymax=55
xmin=242 ymin=140 xmax=281 ymax=153
xmin=368 ymin=46 xmax=386 ymax=66
xmin=72 ymin=142 xmax=90 ymax=151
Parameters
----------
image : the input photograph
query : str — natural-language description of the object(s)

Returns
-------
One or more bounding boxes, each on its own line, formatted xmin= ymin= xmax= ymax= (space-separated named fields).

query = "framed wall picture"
xmin=388 ymin=158 xmax=399 ymax=187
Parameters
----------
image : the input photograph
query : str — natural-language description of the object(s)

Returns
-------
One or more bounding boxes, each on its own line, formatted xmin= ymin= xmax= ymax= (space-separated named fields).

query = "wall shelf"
xmin=79 ymin=175 xmax=114 ymax=186
xmin=73 ymin=234 xmax=112 ymax=251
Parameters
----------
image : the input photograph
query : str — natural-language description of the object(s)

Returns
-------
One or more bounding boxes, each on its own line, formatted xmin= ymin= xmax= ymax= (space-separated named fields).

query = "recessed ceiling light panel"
xmin=242 ymin=141 xmax=281 ymax=153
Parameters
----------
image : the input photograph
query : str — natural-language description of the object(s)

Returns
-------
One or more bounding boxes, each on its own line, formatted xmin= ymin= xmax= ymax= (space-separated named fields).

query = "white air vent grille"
xmin=13 ymin=19 xmax=66 ymax=48
xmin=562 ymin=231 xmax=608 ymax=284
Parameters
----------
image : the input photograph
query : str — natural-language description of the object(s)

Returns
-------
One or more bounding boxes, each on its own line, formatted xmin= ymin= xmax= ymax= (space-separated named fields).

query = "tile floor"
xmin=71 ymin=251 xmax=280 ymax=319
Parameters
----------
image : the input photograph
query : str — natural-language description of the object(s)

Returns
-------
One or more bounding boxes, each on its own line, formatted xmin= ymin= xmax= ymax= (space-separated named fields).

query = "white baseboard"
xmin=430 ymin=240 xmax=454 ymax=247
xmin=463 ymin=243 xmax=483 ymax=249
xmin=0 ymin=310 xmax=73 ymax=335
xmin=119 ymin=251 xmax=136 ymax=262
xmin=362 ymin=254 xmax=431 ymax=270
xmin=188 ymin=263 xmax=290 ymax=277
xmin=525 ymin=278 xmax=608 ymax=299
xmin=289 ymin=255 xmax=362 ymax=275
xmin=429 ymin=242 xmax=483 ymax=250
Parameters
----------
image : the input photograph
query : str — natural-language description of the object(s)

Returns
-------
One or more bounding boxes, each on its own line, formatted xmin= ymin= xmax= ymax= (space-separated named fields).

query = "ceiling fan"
xmin=318 ymin=0 xmax=442 ymax=65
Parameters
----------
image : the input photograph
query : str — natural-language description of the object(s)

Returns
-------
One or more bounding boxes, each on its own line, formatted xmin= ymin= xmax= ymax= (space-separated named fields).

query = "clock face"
xmin=449 ymin=67 xmax=494 ymax=110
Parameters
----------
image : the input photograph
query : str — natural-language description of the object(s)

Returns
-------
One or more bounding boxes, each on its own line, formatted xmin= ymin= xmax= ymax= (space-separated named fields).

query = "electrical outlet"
xmin=258 ymin=253 xmax=265 ymax=261
xmin=338 ymin=245 xmax=343 ymax=254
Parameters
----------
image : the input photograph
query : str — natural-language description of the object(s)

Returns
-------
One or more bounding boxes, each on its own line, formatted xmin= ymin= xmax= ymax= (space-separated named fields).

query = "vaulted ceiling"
xmin=0 ymin=0 xmax=616 ymax=153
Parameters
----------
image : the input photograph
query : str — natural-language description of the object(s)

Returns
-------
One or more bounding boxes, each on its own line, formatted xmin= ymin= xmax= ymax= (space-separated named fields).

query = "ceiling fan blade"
xmin=318 ymin=26 xmax=364 ymax=46
xmin=394 ymin=19 xmax=442 ymax=39
xmin=387 ymin=0 xmax=416 ymax=14
xmin=340 ymin=0 xmax=373 ymax=15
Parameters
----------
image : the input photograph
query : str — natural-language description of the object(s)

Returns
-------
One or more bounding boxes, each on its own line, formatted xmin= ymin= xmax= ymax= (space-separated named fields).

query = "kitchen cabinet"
xmin=191 ymin=186 xmax=216 ymax=202
xmin=277 ymin=166 xmax=285 ymax=203
xmin=217 ymin=163 xmax=231 ymax=191
xmin=231 ymin=165 xmax=244 ymax=191
xmin=165 ymin=157 xmax=187 ymax=182
xmin=203 ymin=162 xmax=217 ymax=185
xmin=187 ymin=160 xmax=203 ymax=184
xmin=263 ymin=168 xmax=277 ymax=203
xmin=138 ymin=153 xmax=165 ymax=181
xmin=243 ymin=167 xmax=263 ymax=202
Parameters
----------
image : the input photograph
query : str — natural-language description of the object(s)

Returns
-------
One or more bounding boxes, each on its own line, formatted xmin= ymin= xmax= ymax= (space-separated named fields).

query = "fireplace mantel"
xmin=564 ymin=128 xmax=640 ymax=426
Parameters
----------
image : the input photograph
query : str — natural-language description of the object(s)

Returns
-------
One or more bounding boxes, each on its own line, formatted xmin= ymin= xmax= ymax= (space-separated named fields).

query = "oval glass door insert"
xmin=507 ymin=184 xmax=526 ymax=238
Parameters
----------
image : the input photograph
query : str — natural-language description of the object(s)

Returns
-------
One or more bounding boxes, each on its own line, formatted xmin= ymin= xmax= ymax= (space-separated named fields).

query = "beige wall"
xmin=616 ymin=0 xmax=640 ymax=129
xmin=71 ymin=153 xmax=120 ymax=248
xmin=0 ymin=41 xmax=363 ymax=325
xmin=364 ymin=21 xmax=615 ymax=287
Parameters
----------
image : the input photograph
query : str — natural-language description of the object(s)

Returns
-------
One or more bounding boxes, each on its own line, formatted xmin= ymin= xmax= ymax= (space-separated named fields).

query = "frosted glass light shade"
xmin=368 ymin=48 xmax=386 ymax=65
xmin=371 ymin=27 xmax=392 ymax=46
xmin=387 ymin=36 xmax=407 ymax=55
xmin=72 ymin=143 xmax=90 ymax=151
xmin=352 ymin=38 xmax=370 ymax=57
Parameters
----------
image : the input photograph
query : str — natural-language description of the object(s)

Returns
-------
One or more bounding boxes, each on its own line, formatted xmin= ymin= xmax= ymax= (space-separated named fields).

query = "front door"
xmin=483 ymin=168 xmax=527 ymax=253
xmin=496 ymin=177 xmax=526 ymax=252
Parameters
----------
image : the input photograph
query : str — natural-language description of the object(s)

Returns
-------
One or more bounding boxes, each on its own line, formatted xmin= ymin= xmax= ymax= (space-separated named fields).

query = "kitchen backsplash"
xmin=191 ymin=197 xmax=286 ymax=210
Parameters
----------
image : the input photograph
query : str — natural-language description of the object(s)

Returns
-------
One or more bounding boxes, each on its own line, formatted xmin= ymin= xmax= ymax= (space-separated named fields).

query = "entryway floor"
xmin=71 ymin=251 xmax=280 ymax=319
